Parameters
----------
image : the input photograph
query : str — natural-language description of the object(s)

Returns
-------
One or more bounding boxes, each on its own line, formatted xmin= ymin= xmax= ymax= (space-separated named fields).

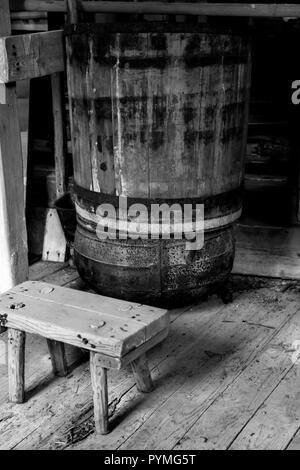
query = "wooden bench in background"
xmin=0 ymin=281 xmax=169 ymax=434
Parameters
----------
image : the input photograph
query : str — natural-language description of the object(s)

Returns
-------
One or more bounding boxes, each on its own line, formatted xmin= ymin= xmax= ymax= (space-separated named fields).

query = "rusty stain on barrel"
xmin=65 ymin=22 xmax=251 ymax=307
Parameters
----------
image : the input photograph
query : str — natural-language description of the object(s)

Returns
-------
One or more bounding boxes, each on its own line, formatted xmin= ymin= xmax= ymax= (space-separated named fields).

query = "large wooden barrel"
xmin=65 ymin=22 xmax=251 ymax=306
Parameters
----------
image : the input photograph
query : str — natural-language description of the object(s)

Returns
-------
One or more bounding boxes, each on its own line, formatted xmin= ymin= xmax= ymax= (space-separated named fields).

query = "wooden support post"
xmin=0 ymin=0 xmax=28 ymax=303
xmin=8 ymin=328 xmax=26 ymax=403
xmin=9 ymin=1 xmax=300 ymax=18
xmin=49 ymin=6 xmax=68 ymax=202
xmin=67 ymin=0 xmax=81 ymax=23
xmin=90 ymin=353 xmax=109 ymax=435
xmin=131 ymin=353 xmax=153 ymax=393
xmin=47 ymin=339 xmax=68 ymax=376
xmin=0 ymin=30 xmax=65 ymax=83
xmin=51 ymin=72 xmax=68 ymax=198
xmin=18 ymin=80 xmax=31 ymax=202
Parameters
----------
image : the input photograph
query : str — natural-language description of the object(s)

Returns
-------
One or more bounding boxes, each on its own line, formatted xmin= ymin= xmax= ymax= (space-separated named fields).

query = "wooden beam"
xmin=11 ymin=11 xmax=49 ymax=32
xmin=0 ymin=30 xmax=64 ymax=83
xmin=67 ymin=0 xmax=81 ymax=24
xmin=9 ymin=1 xmax=300 ymax=18
xmin=3 ymin=3 xmax=300 ymax=83
xmin=0 ymin=0 xmax=28 ymax=304
xmin=48 ymin=12 xmax=69 ymax=202
xmin=11 ymin=0 xmax=67 ymax=13
xmin=11 ymin=12 xmax=48 ymax=19
xmin=51 ymin=72 xmax=67 ymax=197
xmin=1 ymin=1 xmax=11 ymax=30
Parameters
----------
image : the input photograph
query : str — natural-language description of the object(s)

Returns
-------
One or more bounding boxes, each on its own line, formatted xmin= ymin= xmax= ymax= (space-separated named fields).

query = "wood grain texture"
xmin=175 ymin=307 xmax=300 ymax=449
xmin=2 ymin=263 xmax=300 ymax=450
xmin=9 ymin=2 xmax=300 ymax=18
xmin=90 ymin=355 xmax=108 ymax=434
xmin=8 ymin=328 xmax=25 ymax=403
xmin=287 ymin=428 xmax=300 ymax=450
xmin=11 ymin=11 xmax=48 ymax=32
xmin=230 ymin=365 xmax=300 ymax=450
xmin=3 ymin=262 xmax=300 ymax=450
xmin=51 ymin=72 xmax=68 ymax=198
xmin=65 ymin=34 xmax=92 ymax=190
xmin=0 ymin=0 xmax=28 ymax=301
xmin=67 ymin=26 xmax=250 ymax=198
xmin=13 ymin=280 xmax=169 ymax=338
xmin=67 ymin=0 xmax=80 ymax=24
xmin=120 ymin=290 xmax=300 ymax=450
xmin=28 ymin=261 xmax=71 ymax=281
xmin=131 ymin=353 xmax=153 ymax=393
xmin=2 ymin=300 xmax=209 ymax=449
xmin=42 ymin=209 xmax=67 ymax=263
xmin=233 ymin=224 xmax=300 ymax=279
xmin=0 ymin=0 xmax=11 ymax=36
xmin=0 ymin=86 xmax=28 ymax=292
xmin=0 ymin=280 xmax=169 ymax=358
xmin=47 ymin=339 xmax=68 ymax=376
xmin=0 ymin=30 xmax=65 ymax=83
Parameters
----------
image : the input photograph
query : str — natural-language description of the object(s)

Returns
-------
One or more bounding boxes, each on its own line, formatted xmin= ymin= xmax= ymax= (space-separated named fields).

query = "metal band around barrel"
xmin=73 ymin=184 xmax=242 ymax=216
xmin=75 ymin=201 xmax=241 ymax=234
xmin=73 ymin=184 xmax=243 ymax=233
xmin=73 ymin=183 xmax=243 ymax=215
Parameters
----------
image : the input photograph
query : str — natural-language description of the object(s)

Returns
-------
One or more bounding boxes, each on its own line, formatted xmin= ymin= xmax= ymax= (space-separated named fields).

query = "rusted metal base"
xmin=216 ymin=281 xmax=234 ymax=304
xmin=74 ymin=225 xmax=234 ymax=308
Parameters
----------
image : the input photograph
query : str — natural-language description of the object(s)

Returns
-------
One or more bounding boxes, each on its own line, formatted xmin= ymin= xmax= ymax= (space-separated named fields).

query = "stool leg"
xmin=90 ymin=352 xmax=109 ymax=434
xmin=8 ymin=328 xmax=25 ymax=403
xmin=131 ymin=354 xmax=153 ymax=393
xmin=47 ymin=339 xmax=68 ymax=377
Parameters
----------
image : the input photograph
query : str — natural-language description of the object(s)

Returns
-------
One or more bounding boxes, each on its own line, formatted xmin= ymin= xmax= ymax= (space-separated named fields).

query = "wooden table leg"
xmin=131 ymin=353 xmax=154 ymax=393
xmin=8 ymin=328 xmax=26 ymax=403
xmin=47 ymin=339 xmax=68 ymax=377
xmin=90 ymin=352 xmax=109 ymax=434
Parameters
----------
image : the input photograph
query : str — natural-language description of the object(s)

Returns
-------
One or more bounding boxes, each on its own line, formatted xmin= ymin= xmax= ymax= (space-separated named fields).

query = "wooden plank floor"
xmin=0 ymin=261 xmax=300 ymax=450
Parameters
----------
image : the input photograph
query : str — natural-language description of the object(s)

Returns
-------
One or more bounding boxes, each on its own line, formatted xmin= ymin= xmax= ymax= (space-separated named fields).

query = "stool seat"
xmin=1 ymin=281 xmax=169 ymax=434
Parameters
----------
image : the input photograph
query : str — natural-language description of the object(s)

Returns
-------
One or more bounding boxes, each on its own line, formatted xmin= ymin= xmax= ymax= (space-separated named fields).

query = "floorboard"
xmin=287 ymin=427 xmax=300 ymax=450
xmin=175 ymin=308 xmax=300 ymax=449
xmin=119 ymin=290 xmax=299 ymax=450
xmin=229 ymin=356 xmax=300 ymax=449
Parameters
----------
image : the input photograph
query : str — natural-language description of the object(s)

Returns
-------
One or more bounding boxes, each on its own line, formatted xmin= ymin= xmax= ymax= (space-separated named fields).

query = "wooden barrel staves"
xmin=65 ymin=22 xmax=251 ymax=307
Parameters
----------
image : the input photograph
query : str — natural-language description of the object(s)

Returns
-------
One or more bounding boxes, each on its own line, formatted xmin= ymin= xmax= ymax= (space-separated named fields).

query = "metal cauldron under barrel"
xmin=65 ymin=22 xmax=251 ymax=307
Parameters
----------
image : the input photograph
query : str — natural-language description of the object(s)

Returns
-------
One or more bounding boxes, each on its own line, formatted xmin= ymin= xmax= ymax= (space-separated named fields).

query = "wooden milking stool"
xmin=0 ymin=281 xmax=169 ymax=434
